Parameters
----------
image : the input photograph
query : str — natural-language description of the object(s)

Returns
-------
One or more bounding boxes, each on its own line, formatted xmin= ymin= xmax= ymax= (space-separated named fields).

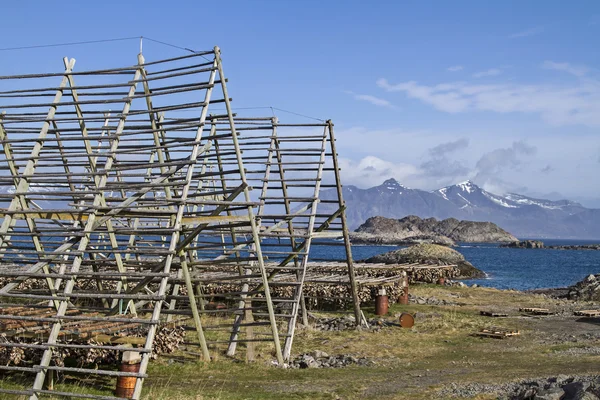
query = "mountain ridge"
xmin=322 ymin=178 xmax=600 ymax=239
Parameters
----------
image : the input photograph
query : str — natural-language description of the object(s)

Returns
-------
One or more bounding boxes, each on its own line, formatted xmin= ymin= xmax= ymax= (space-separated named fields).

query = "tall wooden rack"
xmin=0 ymin=47 xmax=360 ymax=399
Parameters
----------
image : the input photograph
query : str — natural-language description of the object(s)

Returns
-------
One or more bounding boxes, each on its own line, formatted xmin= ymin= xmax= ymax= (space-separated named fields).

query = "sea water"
xmin=308 ymin=239 xmax=600 ymax=291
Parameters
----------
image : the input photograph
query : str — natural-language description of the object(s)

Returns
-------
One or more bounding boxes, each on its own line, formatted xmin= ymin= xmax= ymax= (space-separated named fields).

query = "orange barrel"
xmin=375 ymin=288 xmax=389 ymax=316
xmin=399 ymin=312 xmax=415 ymax=328
xmin=115 ymin=362 xmax=140 ymax=398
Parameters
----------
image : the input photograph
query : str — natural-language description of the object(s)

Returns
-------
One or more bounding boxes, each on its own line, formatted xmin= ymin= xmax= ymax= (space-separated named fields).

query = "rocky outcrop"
xmin=351 ymin=215 xmax=517 ymax=246
xmin=363 ymin=243 xmax=485 ymax=279
xmin=548 ymin=244 xmax=600 ymax=251
xmin=501 ymin=240 xmax=545 ymax=249
xmin=567 ymin=274 xmax=600 ymax=302
xmin=432 ymin=217 xmax=518 ymax=243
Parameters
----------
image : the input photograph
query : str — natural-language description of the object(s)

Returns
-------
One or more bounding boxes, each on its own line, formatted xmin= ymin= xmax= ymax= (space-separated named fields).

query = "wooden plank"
xmin=480 ymin=311 xmax=508 ymax=317
xmin=574 ymin=310 xmax=600 ymax=317
xmin=475 ymin=327 xmax=520 ymax=338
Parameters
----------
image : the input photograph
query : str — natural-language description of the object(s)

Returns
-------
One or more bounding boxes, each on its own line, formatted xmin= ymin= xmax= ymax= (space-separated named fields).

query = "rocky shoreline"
xmin=502 ymin=240 xmax=600 ymax=250
xmin=529 ymin=274 xmax=600 ymax=302
xmin=549 ymin=244 xmax=600 ymax=250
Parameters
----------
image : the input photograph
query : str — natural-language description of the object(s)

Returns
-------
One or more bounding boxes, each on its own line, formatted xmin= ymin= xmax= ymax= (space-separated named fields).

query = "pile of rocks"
xmin=288 ymin=350 xmax=370 ymax=369
xmin=439 ymin=375 xmax=600 ymax=399
xmin=568 ymin=274 xmax=600 ymax=302
xmin=409 ymin=294 xmax=458 ymax=306
xmin=313 ymin=315 xmax=357 ymax=331
xmin=312 ymin=315 xmax=402 ymax=332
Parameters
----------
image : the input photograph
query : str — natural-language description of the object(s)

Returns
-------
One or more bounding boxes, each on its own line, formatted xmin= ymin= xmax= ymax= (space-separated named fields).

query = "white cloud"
xmin=333 ymin=123 xmax=600 ymax=199
xmin=509 ymin=27 xmax=544 ymax=38
xmin=344 ymin=90 xmax=396 ymax=109
xmin=333 ymin=124 xmax=600 ymax=199
xmin=338 ymin=156 xmax=419 ymax=188
xmin=376 ymin=79 xmax=470 ymax=113
xmin=473 ymin=68 xmax=502 ymax=78
xmin=376 ymin=76 xmax=600 ymax=126
xmin=542 ymin=61 xmax=589 ymax=77
xmin=447 ymin=65 xmax=464 ymax=72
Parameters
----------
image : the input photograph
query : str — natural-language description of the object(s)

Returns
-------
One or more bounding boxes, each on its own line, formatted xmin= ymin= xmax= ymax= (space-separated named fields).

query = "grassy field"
xmin=2 ymin=285 xmax=599 ymax=399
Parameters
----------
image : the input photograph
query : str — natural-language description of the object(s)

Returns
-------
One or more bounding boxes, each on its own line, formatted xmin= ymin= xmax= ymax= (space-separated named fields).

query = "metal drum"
xmin=115 ymin=363 xmax=140 ymax=398
xmin=399 ymin=312 xmax=415 ymax=328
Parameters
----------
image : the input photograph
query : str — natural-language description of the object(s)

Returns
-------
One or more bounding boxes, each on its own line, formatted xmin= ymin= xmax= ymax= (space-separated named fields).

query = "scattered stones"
xmin=408 ymin=294 xmax=458 ymax=306
xmin=537 ymin=332 xmax=600 ymax=346
xmin=553 ymin=347 xmax=600 ymax=356
xmin=439 ymin=375 xmax=600 ymax=399
xmin=288 ymin=351 xmax=371 ymax=369
xmin=313 ymin=315 xmax=357 ymax=331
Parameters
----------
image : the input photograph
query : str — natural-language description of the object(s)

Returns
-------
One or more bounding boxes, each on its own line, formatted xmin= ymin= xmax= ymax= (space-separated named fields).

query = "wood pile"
xmin=0 ymin=324 xmax=185 ymax=367
xmin=187 ymin=262 xmax=459 ymax=310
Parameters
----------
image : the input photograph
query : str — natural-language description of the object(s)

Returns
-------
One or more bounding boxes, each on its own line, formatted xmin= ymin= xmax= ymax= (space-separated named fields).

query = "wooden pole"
xmin=326 ymin=120 xmax=362 ymax=326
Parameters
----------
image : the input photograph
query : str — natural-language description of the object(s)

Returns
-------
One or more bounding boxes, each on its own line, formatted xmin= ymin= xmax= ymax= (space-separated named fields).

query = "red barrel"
xmin=398 ymin=287 xmax=409 ymax=305
xmin=437 ymin=277 xmax=445 ymax=285
xmin=375 ymin=295 xmax=389 ymax=315
xmin=115 ymin=363 xmax=140 ymax=398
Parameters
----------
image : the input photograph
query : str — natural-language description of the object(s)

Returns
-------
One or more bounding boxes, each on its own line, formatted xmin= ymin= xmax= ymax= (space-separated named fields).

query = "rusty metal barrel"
xmin=115 ymin=360 xmax=141 ymax=398
xmin=399 ymin=312 xmax=415 ymax=328
xmin=375 ymin=288 xmax=389 ymax=315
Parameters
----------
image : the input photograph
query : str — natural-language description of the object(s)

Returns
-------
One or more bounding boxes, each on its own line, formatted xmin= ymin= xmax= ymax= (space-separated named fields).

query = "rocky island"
xmin=350 ymin=215 xmax=517 ymax=246
xmin=501 ymin=240 xmax=545 ymax=249
xmin=363 ymin=243 xmax=486 ymax=279
xmin=501 ymin=240 xmax=600 ymax=250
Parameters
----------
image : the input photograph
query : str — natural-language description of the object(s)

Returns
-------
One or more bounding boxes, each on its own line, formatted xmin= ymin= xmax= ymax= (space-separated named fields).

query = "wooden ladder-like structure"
xmin=0 ymin=47 xmax=363 ymax=399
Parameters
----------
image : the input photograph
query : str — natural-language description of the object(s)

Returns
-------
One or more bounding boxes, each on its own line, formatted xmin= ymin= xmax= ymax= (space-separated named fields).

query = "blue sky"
xmin=1 ymin=1 xmax=600 ymax=206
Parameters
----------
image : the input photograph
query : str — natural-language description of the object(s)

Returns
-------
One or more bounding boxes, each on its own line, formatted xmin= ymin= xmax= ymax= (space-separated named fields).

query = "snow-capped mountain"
xmin=432 ymin=180 xmax=585 ymax=213
xmin=322 ymin=179 xmax=599 ymax=239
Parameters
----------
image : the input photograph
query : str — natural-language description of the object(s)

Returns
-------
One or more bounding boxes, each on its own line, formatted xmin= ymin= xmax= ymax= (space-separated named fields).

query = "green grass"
xmin=2 ymin=285 xmax=599 ymax=399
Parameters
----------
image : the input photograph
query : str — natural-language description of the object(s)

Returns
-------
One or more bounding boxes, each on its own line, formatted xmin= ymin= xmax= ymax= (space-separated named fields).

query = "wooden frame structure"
xmin=0 ymin=47 xmax=361 ymax=399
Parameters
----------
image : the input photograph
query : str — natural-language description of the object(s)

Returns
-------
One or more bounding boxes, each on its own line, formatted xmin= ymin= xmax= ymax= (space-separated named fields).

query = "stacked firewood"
xmin=0 ymin=325 xmax=185 ymax=367
xmin=175 ymin=263 xmax=460 ymax=310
